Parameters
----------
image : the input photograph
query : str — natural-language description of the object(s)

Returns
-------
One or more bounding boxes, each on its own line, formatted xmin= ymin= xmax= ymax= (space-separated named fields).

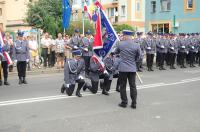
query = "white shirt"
xmin=41 ymin=37 xmax=51 ymax=48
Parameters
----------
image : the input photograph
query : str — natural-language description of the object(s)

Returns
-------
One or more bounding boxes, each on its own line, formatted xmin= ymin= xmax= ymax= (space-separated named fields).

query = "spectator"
xmin=41 ymin=33 xmax=51 ymax=68
xmin=29 ymin=35 xmax=41 ymax=69
xmin=55 ymin=33 xmax=65 ymax=69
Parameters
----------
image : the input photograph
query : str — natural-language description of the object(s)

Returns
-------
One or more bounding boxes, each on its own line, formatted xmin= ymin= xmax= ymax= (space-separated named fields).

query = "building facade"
xmin=101 ymin=0 xmax=145 ymax=32
xmin=71 ymin=0 xmax=145 ymax=32
xmin=0 ymin=0 xmax=6 ymax=30
xmin=145 ymin=0 xmax=200 ymax=34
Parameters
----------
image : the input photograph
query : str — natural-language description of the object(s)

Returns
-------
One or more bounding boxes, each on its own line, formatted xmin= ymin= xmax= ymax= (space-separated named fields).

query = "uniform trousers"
xmin=83 ymin=56 xmax=91 ymax=76
xmin=146 ymin=54 xmax=154 ymax=69
xmin=189 ymin=51 xmax=196 ymax=66
xmin=169 ymin=53 xmax=176 ymax=67
xmin=158 ymin=52 xmax=165 ymax=68
xmin=119 ymin=72 xmax=137 ymax=105
xmin=66 ymin=79 xmax=85 ymax=96
xmin=103 ymin=76 xmax=112 ymax=92
xmin=89 ymin=81 xmax=99 ymax=94
xmin=1 ymin=61 xmax=8 ymax=79
xmin=17 ymin=61 xmax=27 ymax=78
xmin=179 ymin=52 xmax=187 ymax=67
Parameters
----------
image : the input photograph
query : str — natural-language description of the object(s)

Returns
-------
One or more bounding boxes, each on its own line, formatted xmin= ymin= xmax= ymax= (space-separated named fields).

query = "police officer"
xmin=177 ymin=34 xmax=188 ymax=68
xmin=144 ymin=32 xmax=156 ymax=71
xmin=168 ymin=34 xmax=178 ymax=69
xmin=100 ymin=53 xmax=115 ymax=95
xmin=115 ymin=30 xmax=141 ymax=109
xmin=69 ymin=29 xmax=82 ymax=50
xmin=87 ymin=55 xmax=104 ymax=94
xmin=0 ymin=33 xmax=11 ymax=86
xmin=156 ymin=34 xmax=167 ymax=70
xmin=188 ymin=34 xmax=198 ymax=67
xmin=135 ymin=32 xmax=145 ymax=72
xmin=61 ymin=50 xmax=85 ymax=97
xmin=13 ymin=31 xmax=30 ymax=84
xmin=81 ymin=30 xmax=93 ymax=77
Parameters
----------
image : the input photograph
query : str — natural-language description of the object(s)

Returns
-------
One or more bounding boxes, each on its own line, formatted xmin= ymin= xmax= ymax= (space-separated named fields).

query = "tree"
xmin=26 ymin=0 xmax=94 ymax=38
xmin=114 ymin=24 xmax=135 ymax=34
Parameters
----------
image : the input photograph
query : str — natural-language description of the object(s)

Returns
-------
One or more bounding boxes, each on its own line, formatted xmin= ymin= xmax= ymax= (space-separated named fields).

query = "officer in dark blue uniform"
xmin=115 ymin=30 xmax=141 ymax=109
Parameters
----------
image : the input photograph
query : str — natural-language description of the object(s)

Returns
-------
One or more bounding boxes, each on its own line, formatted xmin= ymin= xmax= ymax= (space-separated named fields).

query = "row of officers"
xmin=136 ymin=32 xmax=200 ymax=72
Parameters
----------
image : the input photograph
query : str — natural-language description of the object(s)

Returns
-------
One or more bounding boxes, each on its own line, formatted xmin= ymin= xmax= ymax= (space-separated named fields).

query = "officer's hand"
xmin=14 ymin=60 xmax=17 ymax=63
xmin=26 ymin=59 xmax=29 ymax=63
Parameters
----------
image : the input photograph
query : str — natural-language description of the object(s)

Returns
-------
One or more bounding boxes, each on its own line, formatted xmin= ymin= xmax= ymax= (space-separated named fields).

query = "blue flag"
xmin=62 ymin=0 xmax=71 ymax=29
xmin=93 ymin=8 xmax=119 ymax=60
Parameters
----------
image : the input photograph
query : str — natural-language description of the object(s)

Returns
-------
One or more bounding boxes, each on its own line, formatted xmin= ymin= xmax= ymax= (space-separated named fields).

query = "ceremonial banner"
xmin=62 ymin=0 xmax=71 ymax=29
xmin=93 ymin=7 xmax=119 ymax=61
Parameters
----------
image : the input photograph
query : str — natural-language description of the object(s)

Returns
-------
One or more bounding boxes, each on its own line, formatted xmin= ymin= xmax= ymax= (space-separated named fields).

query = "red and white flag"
xmin=84 ymin=2 xmax=92 ymax=20
xmin=0 ymin=32 xmax=13 ymax=65
xmin=93 ymin=9 xmax=103 ymax=50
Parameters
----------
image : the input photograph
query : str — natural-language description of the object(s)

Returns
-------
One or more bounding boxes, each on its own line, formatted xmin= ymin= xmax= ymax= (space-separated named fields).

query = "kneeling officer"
xmin=61 ymin=50 xmax=85 ymax=97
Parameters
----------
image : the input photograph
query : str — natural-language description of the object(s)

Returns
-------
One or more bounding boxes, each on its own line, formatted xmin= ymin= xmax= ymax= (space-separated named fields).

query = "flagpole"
xmin=82 ymin=0 xmax=85 ymax=36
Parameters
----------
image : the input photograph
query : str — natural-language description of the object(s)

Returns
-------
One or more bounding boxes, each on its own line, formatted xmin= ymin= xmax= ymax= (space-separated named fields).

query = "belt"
xmin=16 ymin=52 xmax=26 ymax=54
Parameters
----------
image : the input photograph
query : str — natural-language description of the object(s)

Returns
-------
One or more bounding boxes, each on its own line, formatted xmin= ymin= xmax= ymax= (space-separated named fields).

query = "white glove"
xmin=74 ymin=46 xmax=78 ymax=49
xmin=186 ymin=51 xmax=189 ymax=54
xmin=161 ymin=45 xmax=164 ymax=48
xmin=78 ymin=75 xmax=84 ymax=80
xmin=147 ymin=47 xmax=151 ymax=50
xmin=26 ymin=59 xmax=29 ymax=63
xmin=84 ymin=48 xmax=88 ymax=52
xmin=104 ymin=70 xmax=109 ymax=75
xmin=171 ymin=47 xmax=174 ymax=50
xmin=64 ymin=83 xmax=70 ymax=88
xmin=181 ymin=46 xmax=185 ymax=49
xmin=192 ymin=46 xmax=194 ymax=49
xmin=14 ymin=60 xmax=17 ymax=63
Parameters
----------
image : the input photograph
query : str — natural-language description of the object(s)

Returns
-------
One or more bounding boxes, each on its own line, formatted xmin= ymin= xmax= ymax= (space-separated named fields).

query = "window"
xmin=151 ymin=1 xmax=156 ymax=13
xmin=151 ymin=23 xmax=169 ymax=33
xmin=136 ymin=2 xmax=140 ymax=11
xmin=160 ymin=0 xmax=171 ymax=11
xmin=187 ymin=0 xmax=193 ymax=9
xmin=121 ymin=5 xmax=125 ymax=16
xmin=111 ymin=8 xmax=114 ymax=17
xmin=73 ymin=0 xmax=77 ymax=5
xmin=0 ymin=8 xmax=2 ymax=16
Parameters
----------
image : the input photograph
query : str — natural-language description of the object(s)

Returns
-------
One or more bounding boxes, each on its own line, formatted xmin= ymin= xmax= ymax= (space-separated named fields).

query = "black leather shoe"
xmin=102 ymin=91 xmax=109 ymax=96
xmin=61 ymin=84 xmax=65 ymax=93
xmin=137 ymin=69 xmax=143 ymax=72
xmin=150 ymin=68 xmax=154 ymax=71
xmin=118 ymin=103 xmax=127 ymax=108
xmin=131 ymin=104 xmax=137 ymax=109
xmin=116 ymin=89 xmax=120 ymax=92
xmin=4 ymin=82 xmax=10 ymax=85
xmin=76 ymin=91 xmax=82 ymax=97
xmin=19 ymin=79 xmax=22 ymax=85
xmin=23 ymin=80 xmax=28 ymax=84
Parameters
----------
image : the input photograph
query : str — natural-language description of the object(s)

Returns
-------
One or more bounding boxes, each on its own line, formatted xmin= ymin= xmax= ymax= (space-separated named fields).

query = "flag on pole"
xmin=93 ymin=7 xmax=119 ymax=61
xmin=93 ymin=9 xmax=103 ymax=50
xmin=91 ymin=1 xmax=119 ymax=69
xmin=84 ymin=2 xmax=92 ymax=20
xmin=0 ymin=32 xmax=13 ymax=65
xmin=62 ymin=0 xmax=71 ymax=29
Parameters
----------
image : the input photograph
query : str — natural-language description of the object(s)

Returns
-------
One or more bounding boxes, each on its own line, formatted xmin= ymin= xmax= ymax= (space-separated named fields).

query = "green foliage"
xmin=114 ymin=24 xmax=135 ymax=34
xmin=26 ymin=0 xmax=94 ymax=38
